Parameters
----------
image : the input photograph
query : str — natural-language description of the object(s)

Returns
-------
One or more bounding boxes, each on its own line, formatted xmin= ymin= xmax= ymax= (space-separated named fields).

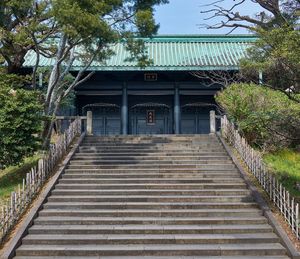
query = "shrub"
xmin=0 ymin=74 xmax=42 ymax=167
xmin=264 ymin=149 xmax=300 ymax=197
xmin=215 ymin=83 xmax=300 ymax=150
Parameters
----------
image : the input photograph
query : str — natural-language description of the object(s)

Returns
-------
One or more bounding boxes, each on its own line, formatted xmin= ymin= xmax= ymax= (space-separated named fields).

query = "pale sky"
xmin=155 ymin=0 xmax=264 ymax=34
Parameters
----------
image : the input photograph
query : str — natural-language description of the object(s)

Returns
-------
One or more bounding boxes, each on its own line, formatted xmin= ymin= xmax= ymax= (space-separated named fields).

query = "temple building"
xmin=24 ymin=35 xmax=256 ymax=135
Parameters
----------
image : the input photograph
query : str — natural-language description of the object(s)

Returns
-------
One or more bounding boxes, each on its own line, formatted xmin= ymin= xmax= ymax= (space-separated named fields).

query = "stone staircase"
xmin=14 ymin=135 xmax=290 ymax=258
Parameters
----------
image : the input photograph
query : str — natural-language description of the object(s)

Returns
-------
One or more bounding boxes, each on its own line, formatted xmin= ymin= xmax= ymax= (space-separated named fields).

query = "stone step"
xmin=54 ymin=183 xmax=247 ymax=190
xmin=84 ymin=135 xmax=217 ymax=140
xmin=81 ymin=145 xmax=224 ymax=149
xmin=64 ymin=169 xmax=240 ymax=174
xmin=61 ymin=173 xmax=241 ymax=179
xmin=43 ymin=202 xmax=258 ymax=210
xmin=66 ymin=164 xmax=236 ymax=170
xmin=81 ymin=141 xmax=220 ymax=145
xmin=79 ymin=144 xmax=223 ymax=149
xmin=15 ymin=243 xmax=286 ymax=257
xmin=58 ymin=178 xmax=243 ymax=184
xmin=51 ymin=189 xmax=251 ymax=196
xmin=72 ymin=155 xmax=231 ymax=160
xmin=12 ymin=135 xmax=289 ymax=258
xmin=80 ymin=141 xmax=221 ymax=146
xmin=74 ymin=152 xmax=228 ymax=157
xmin=39 ymin=208 xmax=262 ymax=218
xmin=22 ymin=233 xmax=279 ymax=245
xmin=82 ymin=137 xmax=219 ymax=141
xmin=78 ymin=148 xmax=226 ymax=152
xmin=28 ymin=224 xmax=274 ymax=235
xmin=78 ymin=147 xmax=225 ymax=151
xmin=81 ymin=143 xmax=223 ymax=147
xmin=80 ymin=146 xmax=225 ymax=151
xmin=47 ymin=195 xmax=254 ymax=203
xmin=69 ymin=159 xmax=234 ymax=165
xmin=12 ymin=256 xmax=292 ymax=259
xmin=79 ymin=146 xmax=225 ymax=151
xmin=34 ymin=216 xmax=266 ymax=226
xmin=97 ymin=141 xmax=216 ymax=145
xmin=82 ymin=139 xmax=218 ymax=143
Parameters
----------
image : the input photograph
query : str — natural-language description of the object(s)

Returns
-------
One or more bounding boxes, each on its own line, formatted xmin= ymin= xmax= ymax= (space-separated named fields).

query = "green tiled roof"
xmin=23 ymin=35 xmax=256 ymax=71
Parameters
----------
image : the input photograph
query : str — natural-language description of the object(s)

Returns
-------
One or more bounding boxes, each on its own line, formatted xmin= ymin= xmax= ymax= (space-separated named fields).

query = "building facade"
xmin=25 ymin=35 xmax=256 ymax=135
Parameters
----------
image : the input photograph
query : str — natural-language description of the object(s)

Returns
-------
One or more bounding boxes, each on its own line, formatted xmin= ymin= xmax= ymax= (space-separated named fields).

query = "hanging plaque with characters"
xmin=146 ymin=110 xmax=155 ymax=125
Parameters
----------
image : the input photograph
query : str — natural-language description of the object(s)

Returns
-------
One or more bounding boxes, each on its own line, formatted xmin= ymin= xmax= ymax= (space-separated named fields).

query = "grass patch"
xmin=264 ymin=149 xmax=300 ymax=198
xmin=0 ymin=155 xmax=40 ymax=206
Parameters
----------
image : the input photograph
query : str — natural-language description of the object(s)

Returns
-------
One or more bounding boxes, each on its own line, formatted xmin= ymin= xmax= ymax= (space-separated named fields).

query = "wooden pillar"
xmin=210 ymin=110 xmax=216 ymax=134
xmin=121 ymin=83 xmax=128 ymax=135
xmin=174 ymin=84 xmax=181 ymax=134
xmin=87 ymin=111 xmax=93 ymax=135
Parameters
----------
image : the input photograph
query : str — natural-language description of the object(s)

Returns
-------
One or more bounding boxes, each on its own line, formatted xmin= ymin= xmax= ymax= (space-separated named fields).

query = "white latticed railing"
xmin=221 ymin=115 xmax=299 ymax=239
xmin=0 ymin=118 xmax=82 ymax=243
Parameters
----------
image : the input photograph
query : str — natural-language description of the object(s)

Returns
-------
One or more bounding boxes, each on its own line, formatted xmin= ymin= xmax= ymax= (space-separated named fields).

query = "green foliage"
xmin=52 ymin=0 xmax=118 ymax=40
xmin=0 ymin=0 xmax=168 ymax=74
xmin=0 ymin=74 xmax=42 ymax=167
xmin=135 ymin=9 xmax=159 ymax=37
xmin=0 ymin=155 xmax=40 ymax=206
xmin=215 ymin=83 xmax=300 ymax=149
xmin=124 ymin=37 xmax=153 ymax=67
xmin=1 ymin=0 xmax=168 ymax=148
xmin=0 ymin=0 xmax=52 ymax=73
xmin=264 ymin=149 xmax=300 ymax=198
xmin=0 ymin=69 xmax=31 ymax=88
xmin=240 ymin=27 xmax=300 ymax=101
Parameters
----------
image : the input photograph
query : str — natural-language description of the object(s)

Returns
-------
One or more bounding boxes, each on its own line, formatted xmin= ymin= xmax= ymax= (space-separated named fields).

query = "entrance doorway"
xmin=181 ymin=103 xmax=214 ymax=134
xmin=83 ymin=103 xmax=121 ymax=135
xmin=130 ymin=103 xmax=171 ymax=134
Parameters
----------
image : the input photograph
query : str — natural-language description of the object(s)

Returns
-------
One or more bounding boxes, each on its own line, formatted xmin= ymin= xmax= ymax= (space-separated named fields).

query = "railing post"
xmin=0 ymin=119 xmax=82 ymax=244
xmin=210 ymin=110 xmax=216 ymax=134
xmin=87 ymin=111 xmax=93 ymax=135
xmin=296 ymin=203 xmax=299 ymax=239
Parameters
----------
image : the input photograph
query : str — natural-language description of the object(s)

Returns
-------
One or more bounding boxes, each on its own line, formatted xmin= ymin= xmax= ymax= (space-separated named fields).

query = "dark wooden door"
xmin=89 ymin=106 xmax=121 ymax=136
xmin=181 ymin=107 xmax=210 ymax=134
xmin=130 ymin=106 xmax=171 ymax=135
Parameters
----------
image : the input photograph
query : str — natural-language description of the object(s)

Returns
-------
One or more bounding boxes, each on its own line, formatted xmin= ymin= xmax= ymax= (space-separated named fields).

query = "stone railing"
xmin=0 ymin=118 xmax=82 ymax=243
xmin=220 ymin=114 xmax=299 ymax=239
xmin=56 ymin=111 xmax=92 ymax=135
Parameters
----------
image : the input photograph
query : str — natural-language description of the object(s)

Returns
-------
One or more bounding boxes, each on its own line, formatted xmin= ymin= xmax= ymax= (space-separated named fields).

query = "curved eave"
xmin=22 ymin=34 xmax=254 ymax=71
xmin=59 ymin=65 xmax=240 ymax=72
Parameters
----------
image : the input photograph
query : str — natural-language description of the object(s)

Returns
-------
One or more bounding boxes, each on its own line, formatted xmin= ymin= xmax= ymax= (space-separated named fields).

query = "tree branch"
xmin=201 ymin=0 xmax=289 ymax=32
xmin=191 ymin=70 xmax=243 ymax=88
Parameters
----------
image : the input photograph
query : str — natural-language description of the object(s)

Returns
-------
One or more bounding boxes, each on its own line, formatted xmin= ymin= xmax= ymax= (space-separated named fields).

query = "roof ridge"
xmin=137 ymin=35 xmax=257 ymax=43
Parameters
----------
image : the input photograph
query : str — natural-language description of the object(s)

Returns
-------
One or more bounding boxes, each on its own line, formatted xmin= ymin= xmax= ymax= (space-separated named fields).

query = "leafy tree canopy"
xmin=240 ymin=26 xmax=300 ymax=102
xmin=0 ymin=0 xmax=169 ymax=148
xmin=0 ymin=72 xmax=42 ymax=167
xmin=216 ymin=83 xmax=300 ymax=150
xmin=201 ymin=0 xmax=300 ymax=102
xmin=0 ymin=0 xmax=168 ymax=74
